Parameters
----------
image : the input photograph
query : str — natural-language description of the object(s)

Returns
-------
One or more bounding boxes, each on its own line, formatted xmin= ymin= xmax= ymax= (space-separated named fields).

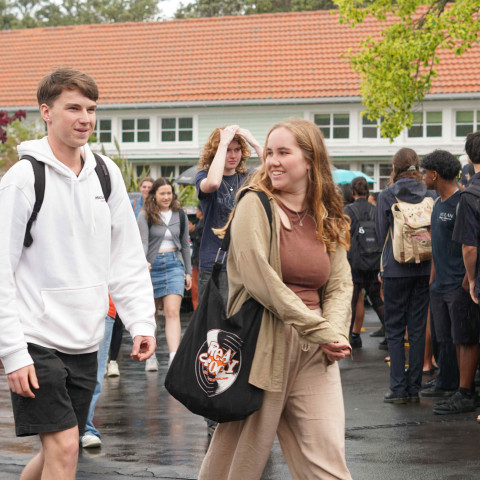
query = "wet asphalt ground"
xmin=1 ymin=306 xmax=480 ymax=479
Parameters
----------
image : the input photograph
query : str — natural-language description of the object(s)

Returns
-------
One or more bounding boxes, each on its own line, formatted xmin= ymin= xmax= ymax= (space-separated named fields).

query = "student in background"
xmin=376 ymin=148 xmax=435 ymax=404
xmin=189 ymin=204 xmax=204 ymax=310
xmin=138 ymin=178 xmax=192 ymax=370
xmin=132 ymin=176 xmax=154 ymax=218
xmin=344 ymin=177 xmax=384 ymax=349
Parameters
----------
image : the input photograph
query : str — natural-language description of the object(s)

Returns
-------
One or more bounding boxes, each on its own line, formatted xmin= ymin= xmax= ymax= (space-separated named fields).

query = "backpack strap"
xmin=22 ymin=153 xmax=110 ymax=248
xmin=93 ymin=153 xmax=111 ymax=202
xmin=347 ymin=202 xmax=374 ymax=223
xmin=22 ymin=155 xmax=45 ymax=248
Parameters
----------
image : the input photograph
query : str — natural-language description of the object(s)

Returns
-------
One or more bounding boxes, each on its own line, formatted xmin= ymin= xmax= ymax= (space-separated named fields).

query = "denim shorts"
xmin=10 ymin=343 xmax=97 ymax=437
xmin=151 ymin=251 xmax=185 ymax=298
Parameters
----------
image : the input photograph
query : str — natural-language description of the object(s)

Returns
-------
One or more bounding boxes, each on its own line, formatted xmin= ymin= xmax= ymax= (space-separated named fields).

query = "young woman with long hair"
xmin=137 ymin=178 xmax=192 ymax=370
xmin=199 ymin=119 xmax=353 ymax=480
xmin=376 ymin=148 xmax=435 ymax=403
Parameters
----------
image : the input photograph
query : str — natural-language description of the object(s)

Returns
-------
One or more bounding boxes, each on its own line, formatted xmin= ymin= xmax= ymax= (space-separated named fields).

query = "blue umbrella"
xmin=332 ymin=169 xmax=374 ymax=185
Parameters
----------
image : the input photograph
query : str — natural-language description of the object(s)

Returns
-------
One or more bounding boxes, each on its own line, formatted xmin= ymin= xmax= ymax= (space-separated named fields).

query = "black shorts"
xmin=430 ymin=285 xmax=480 ymax=345
xmin=10 ymin=343 xmax=97 ymax=437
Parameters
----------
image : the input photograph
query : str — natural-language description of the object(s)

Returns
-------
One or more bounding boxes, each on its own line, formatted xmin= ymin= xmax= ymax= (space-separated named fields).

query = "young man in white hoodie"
xmin=0 ymin=68 xmax=157 ymax=479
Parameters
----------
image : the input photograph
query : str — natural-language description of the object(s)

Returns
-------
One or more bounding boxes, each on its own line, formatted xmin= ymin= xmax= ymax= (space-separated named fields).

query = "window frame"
xmin=407 ymin=110 xmax=443 ymax=139
xmin=454 ymin=110 xmax=480 ymax=138
xmin=313 ymin=112 xmax=350 ymax=140
xmin=121 ymin=117 xmax=151 ymax=144
xmin=93 ymin=118 xmax=113 ymax=144
xmin=159 ymin=116 xmax=195 ymax=145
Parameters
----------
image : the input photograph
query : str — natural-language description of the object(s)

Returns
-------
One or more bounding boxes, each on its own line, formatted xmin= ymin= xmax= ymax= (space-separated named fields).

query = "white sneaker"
xmin=145 ymin=355 xmax=158 ymax=372
xmin=107 ymin=360 xmax=120 ymax=377
xmin=81 ymin=434 xmax=102 ymax=448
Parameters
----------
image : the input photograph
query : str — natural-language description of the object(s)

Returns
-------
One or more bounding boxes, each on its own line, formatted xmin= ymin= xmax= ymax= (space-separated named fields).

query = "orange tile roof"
xmin=0 ymin=10 xmax=478 ymax=107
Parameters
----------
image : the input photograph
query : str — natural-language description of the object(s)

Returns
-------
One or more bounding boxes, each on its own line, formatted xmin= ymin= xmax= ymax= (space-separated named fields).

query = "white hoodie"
xmin=0 ymin=137 xmax=156 ymax=374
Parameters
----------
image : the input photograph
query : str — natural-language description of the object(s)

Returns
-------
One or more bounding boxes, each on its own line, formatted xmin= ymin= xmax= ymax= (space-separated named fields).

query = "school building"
xmin=0 ymin=10 xmax=479 ymax=190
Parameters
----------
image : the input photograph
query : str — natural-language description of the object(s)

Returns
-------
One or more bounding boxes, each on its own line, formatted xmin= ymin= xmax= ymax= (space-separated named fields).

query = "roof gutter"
xmin=8 ymin=92 xmax=480 ymax=113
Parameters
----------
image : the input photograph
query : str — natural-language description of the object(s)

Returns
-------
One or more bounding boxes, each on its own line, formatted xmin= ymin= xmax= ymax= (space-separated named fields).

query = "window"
xmin=407 ymin=111 xmax=442 ymax=138
xmin=161 ymin=117 xmax=193 ymax=142
xmin=122 ymin=118 xmax=150 ymax=143
xmin=379 ymin=163 xmax=392 ymax=190
xmin=361 ymin=164 xmax=375 ymax=179
xmin=456 ymin=111 xmax=480 ymax=137
xmin=314 ymin=113 xmax=349 ymax=139
xmin=135 ymin=164 xmax=151 ymax=178
xmin=95 ymin=119 xmax=112 ymax=143
xmin=362 ymin=116 xmax=384 ymax=139
xmin=161 ymin=165 xmax=176 ymax=179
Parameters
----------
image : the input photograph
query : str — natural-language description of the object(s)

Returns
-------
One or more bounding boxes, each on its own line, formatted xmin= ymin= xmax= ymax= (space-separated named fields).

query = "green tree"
xmin=334 ymin=0 xmax=480 ymax=141
xmin=175 ymin=0 xmax=335 ymax=18
xmin=2 ymin=0 xmax=159 ymax=29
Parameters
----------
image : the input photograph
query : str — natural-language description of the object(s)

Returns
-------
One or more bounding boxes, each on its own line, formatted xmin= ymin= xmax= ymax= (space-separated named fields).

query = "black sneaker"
xmin=378 ymin=338 xmax=388 ymax=351
xmin=350 ymin=335 xmax=362 ymax=349
xmin=420 ymin=387 xmax=456 ymax=398
xmin=384 ymin=391 xmax=408 ymax=404
xmin=370 ymin=327 xmax=385 ymax=338
xmin=421 ymin=378 xmax=436 ymax=390
xmin=433 ymin=391 xmax=476 ymax=415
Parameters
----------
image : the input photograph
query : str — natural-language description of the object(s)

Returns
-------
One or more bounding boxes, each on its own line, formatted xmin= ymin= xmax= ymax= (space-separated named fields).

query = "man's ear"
xmin=40 ymin=104 xmax=50 ymax=123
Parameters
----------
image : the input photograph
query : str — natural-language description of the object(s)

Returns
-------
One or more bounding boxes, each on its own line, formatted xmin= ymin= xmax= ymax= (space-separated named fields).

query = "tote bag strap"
xmin=212 ymin=190 xmax=272 ymax=280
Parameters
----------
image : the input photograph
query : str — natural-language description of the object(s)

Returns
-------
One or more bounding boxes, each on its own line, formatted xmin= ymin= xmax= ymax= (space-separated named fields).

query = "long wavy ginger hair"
xmin=218 ymin=119 xmax=350 ymax=253
xmin=198 ymin=126 xmax=250 ymax=174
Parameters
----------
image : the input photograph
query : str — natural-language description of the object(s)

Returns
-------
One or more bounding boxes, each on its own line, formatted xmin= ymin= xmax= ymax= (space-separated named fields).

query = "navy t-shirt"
xmin=431 ymin=190 xmax=465 ymax=293
xmin=452 ymin=173 xmax=480 ymax=298
xmin=195 ymin=170 xmax=245 ymax=271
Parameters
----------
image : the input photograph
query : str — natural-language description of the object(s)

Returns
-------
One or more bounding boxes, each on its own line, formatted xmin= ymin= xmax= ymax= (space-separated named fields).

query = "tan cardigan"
xmin=227 ymin=191 xmax=353 ymax=392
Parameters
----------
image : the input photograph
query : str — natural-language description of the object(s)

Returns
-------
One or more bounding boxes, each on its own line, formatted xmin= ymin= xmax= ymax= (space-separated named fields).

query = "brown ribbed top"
xmin=278 ymin=201 xmax=330 ymax=310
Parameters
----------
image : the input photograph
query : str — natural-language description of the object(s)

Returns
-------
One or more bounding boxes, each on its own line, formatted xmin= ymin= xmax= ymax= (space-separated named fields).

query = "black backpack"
xmin=21 ymin=153 xmax=111 ymax=248
xmin=347 ymin=202 xmax=382 ymax=271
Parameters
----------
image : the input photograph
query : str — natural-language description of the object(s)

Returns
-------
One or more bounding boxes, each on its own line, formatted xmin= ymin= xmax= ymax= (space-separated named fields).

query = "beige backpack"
xmin=388 ymin=196 xmax=434 ymax=264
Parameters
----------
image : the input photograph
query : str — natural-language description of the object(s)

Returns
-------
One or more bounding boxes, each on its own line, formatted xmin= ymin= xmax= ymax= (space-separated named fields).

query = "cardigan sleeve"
xmin=320 ymin=246 xmax=353 ymax=345
xmin=179 ymin=210 xmax=192 ymax=275
xmin=229 ymin=192 xmax=341 ymax=346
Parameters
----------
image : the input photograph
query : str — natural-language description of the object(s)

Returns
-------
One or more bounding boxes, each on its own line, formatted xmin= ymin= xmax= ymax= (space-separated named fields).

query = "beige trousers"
xmin=198 ymin=324 xmax=352 ymax=480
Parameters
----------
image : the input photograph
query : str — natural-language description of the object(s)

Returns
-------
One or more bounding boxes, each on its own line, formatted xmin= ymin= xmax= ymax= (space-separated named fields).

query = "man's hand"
xmin=131 ymin=336 xmax=156 ymax=361
xmin=469 ymin=280 xmax=478 ymax=304
xmin=7 ymin=365 xmax=39 ymax=398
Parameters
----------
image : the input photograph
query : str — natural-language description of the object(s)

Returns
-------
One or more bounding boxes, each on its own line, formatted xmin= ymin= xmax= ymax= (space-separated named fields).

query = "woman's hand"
xmin=185 ymin=274 xmax=192 ymax=290
xmin=219 ymin=125 xmax=239 ymax=146
xmin=320 ymin=342 xmax=351 ymax=363
xmin=147 ymin=262 xmax=152 ymax=271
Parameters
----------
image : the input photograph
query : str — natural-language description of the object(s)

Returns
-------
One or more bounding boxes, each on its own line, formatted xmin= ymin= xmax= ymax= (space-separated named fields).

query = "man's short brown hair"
xmin=37 ymin=68 xmax=99 ymax=107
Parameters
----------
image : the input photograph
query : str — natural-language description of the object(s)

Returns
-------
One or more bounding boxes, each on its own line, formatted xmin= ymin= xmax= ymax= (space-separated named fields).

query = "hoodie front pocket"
xmin=39 ymin=284 xmax=108 ymax=350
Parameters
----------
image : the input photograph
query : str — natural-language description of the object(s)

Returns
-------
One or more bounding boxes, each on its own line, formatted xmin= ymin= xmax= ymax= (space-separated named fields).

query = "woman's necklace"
xmin=222 ymin=174 xmax=239 ymax=196
xmin=295 ymin=210 xmax=309 ymax=227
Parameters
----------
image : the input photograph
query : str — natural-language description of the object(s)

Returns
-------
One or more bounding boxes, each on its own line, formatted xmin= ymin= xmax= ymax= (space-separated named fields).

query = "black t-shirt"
xmin=195 ymin=170 xmax=245 ymax=271
xmin=431 ymin=190 xmax=464 ymax=293
xmin=452 ymin=173 xmax=480 ymax=298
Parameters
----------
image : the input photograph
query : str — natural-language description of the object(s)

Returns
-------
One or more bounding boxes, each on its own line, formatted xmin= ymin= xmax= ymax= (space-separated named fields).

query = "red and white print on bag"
xmin=196 ymin=329 xmax=242 ymax=396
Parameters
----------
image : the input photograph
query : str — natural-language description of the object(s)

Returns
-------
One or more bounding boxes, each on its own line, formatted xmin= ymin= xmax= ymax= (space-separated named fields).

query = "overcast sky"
xmin=160 ymin=0 xmax=193 ymax=19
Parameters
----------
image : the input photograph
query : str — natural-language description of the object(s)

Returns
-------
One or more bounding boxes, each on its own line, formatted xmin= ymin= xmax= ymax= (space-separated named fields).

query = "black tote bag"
xmin=165 ymin=191 xmax=271 ymax=423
